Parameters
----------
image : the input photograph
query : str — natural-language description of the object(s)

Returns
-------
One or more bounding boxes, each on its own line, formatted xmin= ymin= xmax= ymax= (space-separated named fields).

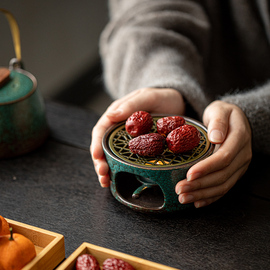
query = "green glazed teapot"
xmin=0 ymin=9 xmax=48 ymax=158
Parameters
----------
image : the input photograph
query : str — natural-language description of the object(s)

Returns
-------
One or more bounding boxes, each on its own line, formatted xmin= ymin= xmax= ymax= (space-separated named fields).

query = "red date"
xmin=103 ymin=258 xmax=135 ymax=270
xmin=157 ymin=116 xmax=185 ymax=137
xmin=76 ymin=254 xmax=100 ymax=270
xmin=125 ymin=111 xmax=153 ymax=137
xmin=166 ymin=125 xmax=200 ymax=154
xmin=129 ymin=133 xmax=165 ymax=157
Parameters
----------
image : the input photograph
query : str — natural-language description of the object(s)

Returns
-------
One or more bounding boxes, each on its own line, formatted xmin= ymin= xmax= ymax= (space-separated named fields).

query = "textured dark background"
xmin=1 ymin=102 xmax=270 ymax=270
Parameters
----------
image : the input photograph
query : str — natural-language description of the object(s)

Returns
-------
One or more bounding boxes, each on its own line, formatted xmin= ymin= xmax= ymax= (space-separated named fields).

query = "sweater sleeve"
xmin=221 ymin=82 xmax=270 ymax=154
xmin=100 ymin=0 xmax=270 ymax=154
xmin=99 ymin=0 xmax=211 ymax=118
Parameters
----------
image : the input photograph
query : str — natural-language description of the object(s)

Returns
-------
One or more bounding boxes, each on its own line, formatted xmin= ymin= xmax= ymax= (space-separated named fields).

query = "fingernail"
xmin=176 ymin=185 xmax=191 ymax=195
xmin=195 ymin=201 xmax=207 ymax=208
xmin=187 ymin=173 xmax=201 ymax=181
xmin=99 ymin=177 xmax=108 ymax=188
xmin=98 ymin=176 xmax=103 ymax=186
xmin=107 ymin=108 xmax=123 ymax=117
xmin=180 ymin=194 xmax=194 ymax=204
xmin=209 ymin=130 xmax=223 ymax=143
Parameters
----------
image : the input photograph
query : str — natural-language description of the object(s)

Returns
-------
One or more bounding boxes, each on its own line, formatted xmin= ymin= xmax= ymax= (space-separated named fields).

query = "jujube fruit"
xmin=76 ymin=254 xmax=100 ymax=270
xmin=129 ymin=133 xmax=165 ymax=157
xmin=157 ymin=116 xmax=185 ymax=137
xmin=166 ymin=125 xmax=201 ymax=153
xmin=103 ymin=258 xmax=135 ymax=270
xmin=125 ymin=111 xmax=153 ymax=137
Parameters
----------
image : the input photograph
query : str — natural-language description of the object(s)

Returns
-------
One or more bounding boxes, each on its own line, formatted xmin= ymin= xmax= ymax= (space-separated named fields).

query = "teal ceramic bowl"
xmin=102 ymin=115 xmax=214 ymax=213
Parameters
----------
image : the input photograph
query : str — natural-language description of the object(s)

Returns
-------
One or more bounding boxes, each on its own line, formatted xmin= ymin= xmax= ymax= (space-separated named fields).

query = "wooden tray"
xmin=56 ymin=242 xmax=179 ymax=270
xmin=6 ymin=218 xmax=65 ymax=270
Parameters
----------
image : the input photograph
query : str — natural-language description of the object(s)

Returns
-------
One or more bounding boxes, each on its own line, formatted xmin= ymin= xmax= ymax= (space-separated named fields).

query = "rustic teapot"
xmin=0 ymin=9 xmax=48 ymax=158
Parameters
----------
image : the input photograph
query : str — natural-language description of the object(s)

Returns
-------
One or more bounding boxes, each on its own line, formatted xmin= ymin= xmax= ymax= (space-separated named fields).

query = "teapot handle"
xmin=0 ymin=8 xmax=22 ymax=64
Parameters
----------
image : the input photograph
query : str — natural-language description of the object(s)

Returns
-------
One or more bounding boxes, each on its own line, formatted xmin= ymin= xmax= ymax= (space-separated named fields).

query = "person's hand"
xmin=90 ymin=87 xmax=185 ymax=187
xmin=175 ymin=100 xmax=252 ymax=208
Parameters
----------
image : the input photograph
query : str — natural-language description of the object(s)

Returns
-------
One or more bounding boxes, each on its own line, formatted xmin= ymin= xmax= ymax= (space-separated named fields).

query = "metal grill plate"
xmin=108 ymin=116 xmax=211 ymax=168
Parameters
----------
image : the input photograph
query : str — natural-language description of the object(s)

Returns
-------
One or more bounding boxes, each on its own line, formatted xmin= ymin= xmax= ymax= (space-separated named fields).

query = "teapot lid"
xmin=0 ymin=61 xmax=37 ymax=105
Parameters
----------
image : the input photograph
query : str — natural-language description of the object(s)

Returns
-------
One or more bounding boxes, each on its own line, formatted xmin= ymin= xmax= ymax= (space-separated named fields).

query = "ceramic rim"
xmin=103 ymin=115 xmax=214 ymax=170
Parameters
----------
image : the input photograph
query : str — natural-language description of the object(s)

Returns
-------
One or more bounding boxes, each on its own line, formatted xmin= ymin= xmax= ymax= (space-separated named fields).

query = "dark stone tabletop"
xmin=1 ymin=101 xmax=270 ymax=270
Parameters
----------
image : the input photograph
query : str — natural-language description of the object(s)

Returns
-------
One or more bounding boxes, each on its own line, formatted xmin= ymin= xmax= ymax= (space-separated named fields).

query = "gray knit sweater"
xmin=100 ymin=0 xmax=270 ymax=154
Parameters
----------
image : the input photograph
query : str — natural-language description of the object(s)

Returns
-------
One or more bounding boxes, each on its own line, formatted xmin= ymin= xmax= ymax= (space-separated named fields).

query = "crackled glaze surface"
xmin=0 ymin=69 xmax=48 ymax=158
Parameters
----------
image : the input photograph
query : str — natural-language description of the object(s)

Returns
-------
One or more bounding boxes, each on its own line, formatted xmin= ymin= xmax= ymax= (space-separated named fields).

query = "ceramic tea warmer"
xmin=0 ymin=9 xmax=48 ymax=158
xmin=102 ymin=115 xmax=215 ymax=213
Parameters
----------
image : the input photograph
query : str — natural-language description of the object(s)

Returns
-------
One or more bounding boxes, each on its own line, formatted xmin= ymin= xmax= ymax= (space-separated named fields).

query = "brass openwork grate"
xmin=108 ymin=117 xmax=210 ymax=168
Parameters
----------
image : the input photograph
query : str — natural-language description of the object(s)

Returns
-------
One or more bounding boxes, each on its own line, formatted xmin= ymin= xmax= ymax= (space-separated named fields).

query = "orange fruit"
xmin=0 ymin=228 xmax=36 ymax=270
xmin=0 ymin=216 xmax=9 ymax=236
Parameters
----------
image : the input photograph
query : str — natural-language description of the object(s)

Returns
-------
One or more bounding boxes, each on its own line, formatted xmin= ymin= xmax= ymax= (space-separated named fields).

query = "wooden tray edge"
xmin=6 ymin=218 xmax=65 ymax=270
xmin=57 ymin=242 xmax=179 ymax=270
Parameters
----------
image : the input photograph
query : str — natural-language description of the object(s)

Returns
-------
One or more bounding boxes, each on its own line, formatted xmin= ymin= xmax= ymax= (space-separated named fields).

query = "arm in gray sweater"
xmin=100 ymin=0 xmax=270 ymax=154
